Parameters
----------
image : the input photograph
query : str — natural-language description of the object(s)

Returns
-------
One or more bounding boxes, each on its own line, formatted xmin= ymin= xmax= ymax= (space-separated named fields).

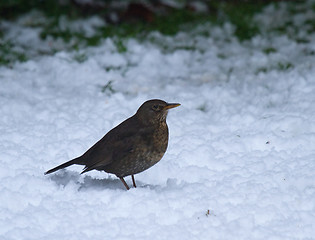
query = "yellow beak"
xmin=164 ymin=103 xmax=181 ymax=110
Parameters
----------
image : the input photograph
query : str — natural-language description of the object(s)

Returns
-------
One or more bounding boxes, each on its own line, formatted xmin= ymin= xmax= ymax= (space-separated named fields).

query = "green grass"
xmin=0 ymin=0 xmax=80 ymax=20
xmin=214 ymin=1 xmax=264 ymax=40
xmin=0 ymin=0 xmax=312 ymax=66
xmin=101 ymin=80 xmax=116 ymax=95
xmin=1 ymin=0 xmax=269 ymax=40
xmin=73 ymin=52 xmax=88 ymax=63
xmin=255 ymin=61 xmax=294 ymax=74
xmin=0 ymin=41 xmax=28 ymax=65
xmin=277 ymin=62 xmax=293 ymax=71
xmin=263 ymin=47 xmax=277 ymax=54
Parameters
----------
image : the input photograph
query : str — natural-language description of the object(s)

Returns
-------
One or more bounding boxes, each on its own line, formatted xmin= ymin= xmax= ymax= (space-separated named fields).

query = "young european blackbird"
xmin=45 ymin=99 xmax=180 ymax=190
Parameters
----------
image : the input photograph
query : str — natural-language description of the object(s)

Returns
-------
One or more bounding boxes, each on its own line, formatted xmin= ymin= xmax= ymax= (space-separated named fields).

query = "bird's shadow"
xmin=47 ymin=170 xmax=158 ymax=191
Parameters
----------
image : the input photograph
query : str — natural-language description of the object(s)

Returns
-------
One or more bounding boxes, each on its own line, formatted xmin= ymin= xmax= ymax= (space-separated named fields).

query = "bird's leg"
xmin=119 ymin=177 xmax=130 ymax=190
xmin=131 ymin=175 xmax=137 ymax=188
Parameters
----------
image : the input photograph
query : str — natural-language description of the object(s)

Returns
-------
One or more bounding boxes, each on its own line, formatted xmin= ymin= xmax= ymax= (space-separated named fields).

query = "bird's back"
xmin=80 ymin=115 xmax=169 ymax=177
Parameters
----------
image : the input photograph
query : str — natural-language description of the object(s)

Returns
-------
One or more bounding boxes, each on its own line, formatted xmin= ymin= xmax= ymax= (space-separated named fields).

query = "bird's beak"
xmin=164 ymin=103 xmax=181 ymax=110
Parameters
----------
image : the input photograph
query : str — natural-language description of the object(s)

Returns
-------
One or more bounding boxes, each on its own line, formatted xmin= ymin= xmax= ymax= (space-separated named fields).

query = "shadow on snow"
xmin=46 ymin=170 xmax=159 ymax=191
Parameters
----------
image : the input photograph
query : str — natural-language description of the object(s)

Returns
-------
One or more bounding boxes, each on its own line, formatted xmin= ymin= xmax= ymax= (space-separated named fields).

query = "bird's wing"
xmin=80 ymin=116 xmax=152 ymax=173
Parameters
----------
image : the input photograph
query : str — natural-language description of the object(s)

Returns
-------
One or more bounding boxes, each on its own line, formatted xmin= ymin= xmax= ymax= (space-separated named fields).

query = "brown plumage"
xmin=45 ymin=99 xmax=180 ymax=190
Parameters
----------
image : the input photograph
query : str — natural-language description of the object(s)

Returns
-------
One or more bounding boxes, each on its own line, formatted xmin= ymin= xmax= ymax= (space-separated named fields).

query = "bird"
xmin=45 ymin=99 xmax=180 ymax=190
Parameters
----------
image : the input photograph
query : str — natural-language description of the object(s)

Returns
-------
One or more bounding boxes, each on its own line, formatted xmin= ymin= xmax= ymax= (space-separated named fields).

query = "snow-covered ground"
xmin=1 ymin=1 xmax=315 ymax=239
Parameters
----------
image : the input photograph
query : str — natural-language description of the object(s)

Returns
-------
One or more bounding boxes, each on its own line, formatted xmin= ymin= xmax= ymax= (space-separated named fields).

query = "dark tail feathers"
xmin=45 ymin=157 xmax=84 ymax=175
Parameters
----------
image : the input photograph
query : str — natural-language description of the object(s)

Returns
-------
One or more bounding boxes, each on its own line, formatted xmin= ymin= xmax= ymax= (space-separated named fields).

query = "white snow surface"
xmin=1 ymin=2 xmax=315 ymax=240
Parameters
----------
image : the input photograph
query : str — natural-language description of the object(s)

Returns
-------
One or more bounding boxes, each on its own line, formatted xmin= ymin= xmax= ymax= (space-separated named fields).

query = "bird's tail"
xmin=45 ymin=157 xmax=84 ymax=175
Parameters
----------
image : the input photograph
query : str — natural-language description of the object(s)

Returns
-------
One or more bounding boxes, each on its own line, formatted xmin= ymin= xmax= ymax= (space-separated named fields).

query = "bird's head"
xmin=136 ymin=99 xmax=180 ymax=125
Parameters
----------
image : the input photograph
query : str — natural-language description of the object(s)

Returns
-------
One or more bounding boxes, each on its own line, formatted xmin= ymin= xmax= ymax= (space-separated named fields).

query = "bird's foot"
xmin=119 ymin=177 xmax=130 ymax=190
xmin=131 ymin=175 xmax=137 ymax=188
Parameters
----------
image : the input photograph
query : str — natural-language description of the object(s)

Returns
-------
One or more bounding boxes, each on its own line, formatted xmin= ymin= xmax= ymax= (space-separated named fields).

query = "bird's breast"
xmin=152 ymin=122 xmax=169 ymax=155
xmin=105 ymin=122 xmax=169 ymax=177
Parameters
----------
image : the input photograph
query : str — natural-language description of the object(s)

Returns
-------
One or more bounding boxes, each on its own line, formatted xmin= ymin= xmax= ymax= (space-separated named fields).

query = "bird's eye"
xmin=152 ymin=105 xmax=159 ymax=111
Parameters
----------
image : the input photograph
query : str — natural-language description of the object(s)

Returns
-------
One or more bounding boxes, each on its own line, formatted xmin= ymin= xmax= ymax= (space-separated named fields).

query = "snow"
xmin=1 ymin=1 xmax=315 ymax=239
